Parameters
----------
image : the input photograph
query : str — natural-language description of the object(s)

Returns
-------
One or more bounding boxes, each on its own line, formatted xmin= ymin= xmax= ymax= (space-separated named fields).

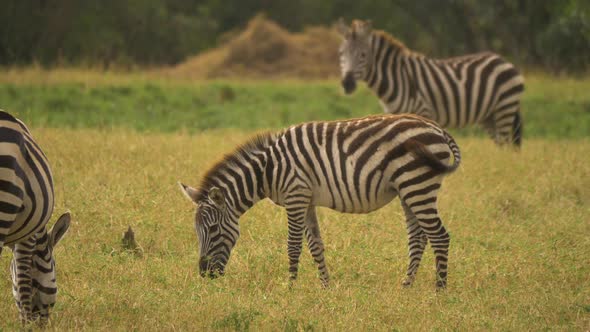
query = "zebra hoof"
xmin=287 ymin=273 xmax=298 ymax=288
xmin=402 ymin=277 xmax=414 ymax=288
xmin=435 ymin=280 xmax=447 ymax=290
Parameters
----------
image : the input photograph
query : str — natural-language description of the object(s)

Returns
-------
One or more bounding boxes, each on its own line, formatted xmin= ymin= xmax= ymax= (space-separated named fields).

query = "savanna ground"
xmin=0 ymin=70 xmax=589 ymax=330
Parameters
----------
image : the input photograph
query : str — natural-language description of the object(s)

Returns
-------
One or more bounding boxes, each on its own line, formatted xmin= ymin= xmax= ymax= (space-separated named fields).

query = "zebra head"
xmin=179 ymin=183 xmax=238 ymax=278
xmin=10 ymin=212 xmax=70 ymax=325
xmin=337 ymin=18 xmax=373 ymax=94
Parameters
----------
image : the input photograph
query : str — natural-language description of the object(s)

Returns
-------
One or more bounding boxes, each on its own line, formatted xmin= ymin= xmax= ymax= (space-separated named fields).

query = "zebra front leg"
xmin=11 ymin=239 xmax=35 ymax=323
xmin=481 ymin=116 xmax=497 ymax=142
xmin=401 ymin=202 xmax=428 ymax=287
xmin=285 ymin=188 xmax=311 ymax=281
xmin=287 ymin=216 xmax=304 ymax=282
xmin=0 ymin=217 xmax=17 ymax=257
xmin=304 ymin=207 xmax=329 ymax=287
xmin=491 ymin=102 xmax=521 ymax=146
xmin=0 ymin=235 xmax=4 ymax=256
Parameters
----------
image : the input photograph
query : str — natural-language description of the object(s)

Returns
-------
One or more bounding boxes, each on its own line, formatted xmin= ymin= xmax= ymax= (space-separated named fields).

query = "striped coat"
xmin=337 ymin=19 xmax=525 ymax=146
xmin=180 ymin=114 xmax=461 ymax=289
xmin=0 ymin=110 xmax=70 ymax=324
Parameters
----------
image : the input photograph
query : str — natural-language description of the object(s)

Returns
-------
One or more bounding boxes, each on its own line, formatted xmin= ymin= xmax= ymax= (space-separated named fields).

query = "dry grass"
xmin=163 ymin=15 xmax=341 ymax=80
xmin=0 ymin=128 xmax=588 ymax=330
xmin=0 ymin=65 xmax=153 ymax=86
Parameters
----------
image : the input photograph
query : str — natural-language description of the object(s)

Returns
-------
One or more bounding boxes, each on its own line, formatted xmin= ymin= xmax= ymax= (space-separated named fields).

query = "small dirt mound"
xmin=164 ymin=15 xmax=341 ymax=79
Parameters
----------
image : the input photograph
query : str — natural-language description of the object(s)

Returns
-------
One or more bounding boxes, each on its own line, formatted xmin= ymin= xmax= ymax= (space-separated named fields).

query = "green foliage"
xmin=0 ymin=0 xmax=217 ymax=67
xmin=0 ymin=77 xmax=589 ymax=139
xmin=536 ymin=11 xmax=590 ymax=74
xmin=212 ymin=310 xmax=261 ymax=331
xmin=0 ymin=81 xmax=377 ymax=132
xmin=1 ymin=0 xmax=589 ymax=72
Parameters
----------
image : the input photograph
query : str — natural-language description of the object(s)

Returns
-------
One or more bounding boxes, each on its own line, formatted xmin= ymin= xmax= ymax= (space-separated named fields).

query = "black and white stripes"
xmin=0 ymin=110 xmax=70 ymax=324
xmin=337 ymin=19 xmax=525 ymax=146
xmin=180 ymin=114 xmax=460 ymax=289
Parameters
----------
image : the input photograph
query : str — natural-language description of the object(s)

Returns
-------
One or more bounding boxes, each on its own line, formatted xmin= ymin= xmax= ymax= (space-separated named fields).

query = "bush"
xmin=537 ymin=12 xmax=590 ymax=74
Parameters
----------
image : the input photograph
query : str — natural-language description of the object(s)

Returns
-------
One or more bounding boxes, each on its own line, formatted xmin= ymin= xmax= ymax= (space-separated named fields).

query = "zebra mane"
xmin=372 ymin=30 xmax=422 ymax=57
xmin=347 ymin=20 xmax=417 ymax=56
xmin=195 ymin=131 xmax=278 ymax=201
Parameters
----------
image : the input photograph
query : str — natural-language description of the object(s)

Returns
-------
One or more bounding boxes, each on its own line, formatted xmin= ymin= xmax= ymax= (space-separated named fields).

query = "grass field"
xmin=0 ymin=69 xmax=589 ymax=138
xmin=0 ymin=71 xmax=589 ymax=330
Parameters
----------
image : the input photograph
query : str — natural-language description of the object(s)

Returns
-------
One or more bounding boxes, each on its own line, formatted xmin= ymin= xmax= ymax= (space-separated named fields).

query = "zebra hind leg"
xmin=304 ymin=207 xmax=329 ymax=287
xmin=491 ymin=102 xmax=521 ymax=146
xmin=402 ymin=198 xmax=450 ymax=290
xmin=512 ymin=110 xmax=523 ymax=148
xmin=401 ymin=202 xmax=428 ymax=287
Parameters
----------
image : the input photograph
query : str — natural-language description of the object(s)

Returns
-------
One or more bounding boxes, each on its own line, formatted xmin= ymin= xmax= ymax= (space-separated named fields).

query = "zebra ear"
xmin=336 ymin=18 xmax=350 ymax=38
xmin=178 ymin=182 xmax=199 ymax=205
xmin=208 ymin=187 xmax=225 ymax=207
xmin=49 ymin=212 xmax=71 ymax=247
xmin=356 ymin=19 xmax=372 ymax=39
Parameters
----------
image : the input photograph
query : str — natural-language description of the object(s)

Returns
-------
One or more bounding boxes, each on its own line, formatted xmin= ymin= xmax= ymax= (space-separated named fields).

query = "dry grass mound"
xmin=164 ymin=15 xmax=341 ymax=79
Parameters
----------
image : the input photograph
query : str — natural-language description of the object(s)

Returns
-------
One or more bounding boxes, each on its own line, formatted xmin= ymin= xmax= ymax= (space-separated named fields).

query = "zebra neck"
xmin=222 ymin=151 xmax=272 ymax=217
xmin=223 ymin=160 xmax=268 ymax=217
xmin=34 ymin=229 xmax=51 ymax=260
xmin=365 ymin=34 xmax=418 ymax=111
xmin=199 ymin=133 xmax=278 ymax=217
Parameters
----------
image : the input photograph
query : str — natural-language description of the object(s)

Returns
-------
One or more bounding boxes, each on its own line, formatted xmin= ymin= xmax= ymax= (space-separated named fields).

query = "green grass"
xmin=0 ymin=128 xmax=588 ymax=331
xmin=0 ymin=81 xmax=374 ymax=132
xmin=0 ymin=72 xmax=588 ymax=330
xmin=0 ymin=74 xmax=589 ymax=138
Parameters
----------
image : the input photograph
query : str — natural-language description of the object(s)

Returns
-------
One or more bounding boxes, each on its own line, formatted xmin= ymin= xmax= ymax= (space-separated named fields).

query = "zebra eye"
xmin=360 ymin=52 xmax=366 ymax=59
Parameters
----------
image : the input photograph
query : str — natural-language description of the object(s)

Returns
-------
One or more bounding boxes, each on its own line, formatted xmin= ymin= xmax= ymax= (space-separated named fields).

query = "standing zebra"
xmin=179 ymin=114 xmax=461 ymax=289
xmin=337 ymin=19 xmax=525 ymax=146
xmin=0 ymin=110 xmax=70 ymax=324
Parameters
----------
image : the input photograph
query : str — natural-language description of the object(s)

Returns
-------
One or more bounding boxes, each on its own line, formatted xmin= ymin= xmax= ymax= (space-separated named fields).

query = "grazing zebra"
xmin=179 ymin=114 xmax=461 ymax=289
xmin=0 ymin=110 xmax=71 ymax=324
xmin=336 ymin=19 xmax=525 ymax=146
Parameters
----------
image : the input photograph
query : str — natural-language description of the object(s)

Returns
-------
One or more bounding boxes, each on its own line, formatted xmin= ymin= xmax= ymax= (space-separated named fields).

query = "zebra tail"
xmin=404 ymin=131 xmax=461 ymax=175
xmin=443 ymin=130 xmax=461 ymax=173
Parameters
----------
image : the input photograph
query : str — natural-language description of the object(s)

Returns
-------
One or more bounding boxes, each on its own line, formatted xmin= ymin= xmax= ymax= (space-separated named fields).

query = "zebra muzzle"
xmin=342 ymin=72 xmax=357 ymax=94
xmin=199 ymin=257 xmax=224 ymax=278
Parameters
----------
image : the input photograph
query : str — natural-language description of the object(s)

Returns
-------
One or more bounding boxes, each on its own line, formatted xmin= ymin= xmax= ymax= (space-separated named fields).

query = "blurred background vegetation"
xmin=1 ymin=0 xmax=589 ymax=74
